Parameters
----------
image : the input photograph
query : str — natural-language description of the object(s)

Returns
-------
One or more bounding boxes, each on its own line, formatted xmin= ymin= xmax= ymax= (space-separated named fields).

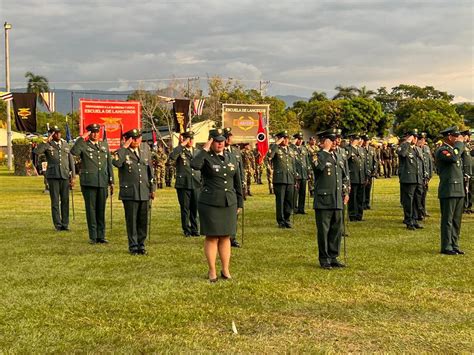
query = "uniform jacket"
xmin=435 ymin=141 xmax=465 ymax=198
xmin=312 ymin=150 xmax=348 ymax=210
xmin=227 ymin=145 xmax=244 ymax=182
xmin=397 ymin=142 xmax=423 ymax=184
xmin=345 ymin=144 xmax=366 ymax=184
xmin=70 ymin=137 xmax=114 ymax=187
xmin=290 ymin=143 xmax=311 ymax=180
xmin=112 ymin=143 xmax=156 ymax=201
xmin=191 ymin=149 xmax=243 ymax=208
xmin=461 ymin=143 xmax=472 ymax=176
xmin=267 ymin=144 xmax=297 ymax=184
xmin=169 ymin=145 xmax=201 ymax=189
xmin=363 ymin=145 xmax=377 ymax=177
xmin=421 ymin=145 xmax=434 ymax=179
xmin=34 ymin=139 xmax=75 ymax=180
xmin=335 ymin=146 xmax=350 ymax=187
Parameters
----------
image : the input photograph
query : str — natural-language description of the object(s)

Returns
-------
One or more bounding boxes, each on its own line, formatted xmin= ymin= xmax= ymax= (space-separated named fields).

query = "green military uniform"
xmin=165 ymin=157 xmax=175 ymax=187
xmin=33 ymin=126 xmax=75 ymax=231
xmin=381 ymin=143 xmax=392 ymax=178
xmin=264 ymin=152 xmax=274 ymax=194
xmin=306 ymin=139 xmax=319 ymax=196
xmin=397 ymin=130 xmax=425 ymax=229
xmin=253 ymin=147 xmax=263 ymax=184
xmin=312 ymin=129 xmax=349 ymax=269
xmin=151 ymin=147 xmax=167 ymax=189
xmin=291 ymin=132 xmax=311 ymax=214
xmin=460 ymin=130 xmax=473 ymax=213
xmin=190 ymin=129 xmax=243 ymax=236
xmin=335 ymin=130 xmax=350 ymax=236
xmin=112 ymin=129 xmax=155 ymax=255
xmin=361 ymin=136 xmax=377 ymax=210
xmin=435 ymin=126 xmax=465 ymax=254
xmin=345 ymin=135 xmax=366 ymax=221
xmin=267 ymin=130 xmax=297 ymax=228
xmin=391 ymin=144 xmax=399 ymax=176
xmin=241 ymin=144 xmax=255 ymax=196
xmin=70 ymin=124 xmax=114 ymax=243
xmin=419 ymin=133 xmax=434 ymax=219
xmin=169 ymin=131 xmax=201 ymax=237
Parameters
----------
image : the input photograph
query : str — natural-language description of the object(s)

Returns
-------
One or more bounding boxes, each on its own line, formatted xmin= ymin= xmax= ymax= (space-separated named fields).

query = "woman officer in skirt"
xmin=191 ymin=129 xmax=244 ymax=282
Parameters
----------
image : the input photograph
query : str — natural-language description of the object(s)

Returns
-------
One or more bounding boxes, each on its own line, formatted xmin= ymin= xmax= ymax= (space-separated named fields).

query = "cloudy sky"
xmin=1 ymin=0 xmax=472 ymax=101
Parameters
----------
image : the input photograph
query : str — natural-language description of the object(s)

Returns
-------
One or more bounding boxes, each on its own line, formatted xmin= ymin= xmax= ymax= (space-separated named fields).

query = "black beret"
xmin=208 ymin=128 xmax=226 ymax=142
xmin=123 ymin=128 xmax=142 ymax=139
xmin=440 ymin=126 xmax=460 ymax=136
xmin=86 ymin=123 xmax=101 ymax=133
xmin=48 ymin=125 xmax=61 ymax=133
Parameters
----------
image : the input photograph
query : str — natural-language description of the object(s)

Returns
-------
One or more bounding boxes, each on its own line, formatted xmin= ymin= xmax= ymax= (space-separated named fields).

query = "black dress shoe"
xmin=220 ymin=271 xmax=232 ymax=280
xmin=208 ymin=273 xmax=218 ymax=283
xmin=284 ymin=222 xmax=293 ymax=229
xmin=278 ymin=224 xmax=286 ymax=229
xmin=320 ymin=263 xmax=332 ymax=270
xmin=137 ymin=249 xmax=147 ymax=255
xmin=129 ymin=250 xmax=139 ymax=255
xmin=414 ymin=223 xmax=424 ymax=229
xmin=191 ymin=232 xmax=200 ymax=237
xmin=231 ymin=240 xmax=241 ymax=248
xmin=453 ymin=249 xmax=465 ymax=255
xmin=184 ymin=232 xmax=191 ymax=238
xmin=407 ymin=225 xmax=416 ymax=230
xmin=97 ymin=239 xmax=109 ymax=244
xmin=60 ymin=226 xmax=70 ymax=231
xmin=440 ymin=250 xmax=457 ymax=255
xmin=331 ymin=261 xmax=346 ymax=268
xmin=88 ymin=240 xmax=97 ymax=245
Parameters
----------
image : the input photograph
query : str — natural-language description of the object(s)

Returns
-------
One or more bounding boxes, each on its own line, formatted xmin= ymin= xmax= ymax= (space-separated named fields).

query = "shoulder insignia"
xmin=453 ymin=148 xmax=459 ymax=154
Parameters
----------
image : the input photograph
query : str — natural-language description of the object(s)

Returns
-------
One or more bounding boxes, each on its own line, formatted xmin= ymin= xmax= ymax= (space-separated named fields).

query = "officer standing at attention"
xmin=112 ymin=129 xmax=155 ymax=255
xmin=435 ymin=126 xmax=466 ymax=255
xmin=241 ymin=142 xmax=255 ymax=197
xmin=397 ymin=129 xmax=424 ymax=230
xmin=70 ymin=123 xmax=114 ymax=244
xmin=417 ymin=132 xmax=434 ymax=219
xmin=345 ymin=133 xmax=366 ymax=221
xmin=291 ymin=132 xmax=311 ymax=214
xmin=34 ymin=125 xmax=75 ymax=231
xmin=190 ymin=129 xmax=244 ymax=282
xmin=313 ymin=129 xmax=349 ymax=269
xmin=306 ymin=136 xmax=319 ymax=197
xmin=460 ymin=129 xmax=473 ymax=214
xmin=267 ymin=130 xmax=297 ymax=228
xmin=334 ymin=129 xmax=350 ymax=235
xmin=224 ymin=127 xmax=244 ymax=248
xmin=361 ymin=135 xmax=377 ymax=210
xmin=169 ymin=131 xmax=201 ymax=237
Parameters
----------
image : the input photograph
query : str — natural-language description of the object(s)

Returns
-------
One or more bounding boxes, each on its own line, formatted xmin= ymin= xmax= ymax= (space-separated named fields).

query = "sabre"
xmin=70 ymin=185 xmax=75 ymax=221
xmin=148 ymin=199 xmax=153 ymax=242
xmin=110 ymin=185 xmax=113 ymax=236
xmin=371 ymin=176 xmax=375 ymax=208
xmin=241 ymin=206 xmax=245 ymax=247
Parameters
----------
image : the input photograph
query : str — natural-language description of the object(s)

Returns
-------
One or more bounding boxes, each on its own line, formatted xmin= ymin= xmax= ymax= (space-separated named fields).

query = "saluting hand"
xmin=81 ymin=131 xmax=91 ymax=140
xmin=46 ymin=133 xmax=54 ymax=143
xmin=203 ymin=138 xmax=213 ymax=152
xmin=276 ymin=137 xmax=284 ymax=145
xmin=181 ymin=138 xmax=190 ymax=147
xmin=123 ymin=137 xmax=133 ymax=149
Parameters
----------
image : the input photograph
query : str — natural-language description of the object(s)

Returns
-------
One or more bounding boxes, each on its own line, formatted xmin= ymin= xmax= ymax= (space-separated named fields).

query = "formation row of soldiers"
xmin=33 ymin=122 xmax=472 ymax=265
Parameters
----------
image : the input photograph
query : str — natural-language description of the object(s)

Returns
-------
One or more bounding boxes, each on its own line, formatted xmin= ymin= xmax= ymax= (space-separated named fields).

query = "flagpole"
xmin=4 ymin=22 xmax=12 ymax=170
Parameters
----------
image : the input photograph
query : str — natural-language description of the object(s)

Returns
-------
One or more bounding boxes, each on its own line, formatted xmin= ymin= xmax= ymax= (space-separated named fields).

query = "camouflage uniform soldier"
xmin=381 ymin=142 xmax=392 ymax=178
xmin=241 ymin=143 xmax=255 ymax=196
xmin=264 ymin=152 xmax=274 ymax=194
xmin=165 ymin=154 xmax=175 ymax=187
xmin=290 ymin=132 xmax=311 ymax=214
xmin=391 ymin=144 xmax=399 ymax=176
xmin=152 ymin=146 xmax=167 ymax=189
xmin=253 ymin=145 xmax=264 ymax=184
xmin=307 ymin=136 xmax=319 ymax=196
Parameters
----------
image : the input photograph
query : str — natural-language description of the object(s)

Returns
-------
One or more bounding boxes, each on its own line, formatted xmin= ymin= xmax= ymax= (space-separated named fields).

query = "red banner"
xmin=79 ymin=99 xmax=141 ymax=151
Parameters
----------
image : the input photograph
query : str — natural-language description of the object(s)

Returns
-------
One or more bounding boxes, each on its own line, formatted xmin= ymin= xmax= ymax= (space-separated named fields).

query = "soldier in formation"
xmin=345 ymin=133 xmax=366 ymax=221
xmin=361 ymin=135 xmax=377 ymax=210
xmin=381 ymin=142 xmax=393 ymax=178
xmin=461 ymin=130 xmax=473 ymax=214
xmin=165 ymin=156 xmax=175 ymax=187
xmin=291 ymin=132 xmax=311 ymax=214
xmin=417 ymin=132 xmax=434 ymax=219
xmin=306 ymin=136 xmax=319 ymax=197
xmin=253 ymin=144 xmax=264 ymax=185
xmin=113 ymin=129 xmax=155 ymax=255
xmin=169 ymin=131 xmax=201 ymax=237
xmin=33 ymin=125 xmax=75 ymax=231
xmin=70 ymin=123 xmax=114 ymax=244
xmin=312 ymin=128 xmax=349 ymax=269
xmin=241 ymin=143 xmax=255 ymax=197
xmin=151 ymin=146 xmax=167 ymax=189
xmin=264 ymin=153 xmax=274 ymax=194
xmin=267 ymin=130 xmax=297 ymax=228
xmin=435 ymin=126 xmax=466 ymax=255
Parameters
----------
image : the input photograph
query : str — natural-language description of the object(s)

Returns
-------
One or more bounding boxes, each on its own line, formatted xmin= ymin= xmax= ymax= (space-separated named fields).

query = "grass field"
xmin=0 ymin=167 xmax=472 ymax=353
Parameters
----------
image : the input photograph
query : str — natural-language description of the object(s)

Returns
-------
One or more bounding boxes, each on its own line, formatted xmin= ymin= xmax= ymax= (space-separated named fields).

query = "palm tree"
xmin=356 ymin=86 xmax=376 ymax=98
xmin=25 ymin=71 xmax=50 ymax=95
xmin=333 ymin=85 xmax=357 ymax=99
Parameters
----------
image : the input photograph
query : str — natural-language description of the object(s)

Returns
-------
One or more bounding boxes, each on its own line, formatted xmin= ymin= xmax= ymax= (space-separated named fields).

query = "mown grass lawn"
xmin=0 ymin=167 xmax=472 ymax=353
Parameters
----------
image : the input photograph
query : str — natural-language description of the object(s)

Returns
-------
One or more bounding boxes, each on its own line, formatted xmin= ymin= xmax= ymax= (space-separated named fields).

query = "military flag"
xmin=40 ymin=92 xmax=55 ymax=112
xmin=173 ymin=99 xmax=191 ymax=133
xmin=193 ymin=99 xmax=205 ymax=116
xmin=0 ymin=91 xmax=13 ymax=102
xmin=256 ymin=112 xmax=268 ymax=164
xmin=65 ymin=122 xmax=72 ymax=142
xmin=12 ymin=93 xmax=37 ymax=133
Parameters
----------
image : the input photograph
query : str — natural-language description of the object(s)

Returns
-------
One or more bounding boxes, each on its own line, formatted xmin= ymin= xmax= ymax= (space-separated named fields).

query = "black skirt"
xmin=198 ymin=202 xmax=237 ymax=236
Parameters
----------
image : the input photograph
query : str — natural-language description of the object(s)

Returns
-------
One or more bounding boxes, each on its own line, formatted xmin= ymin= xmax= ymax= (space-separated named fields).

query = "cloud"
xmin=2 ymin=0 xmax=472 ymax=100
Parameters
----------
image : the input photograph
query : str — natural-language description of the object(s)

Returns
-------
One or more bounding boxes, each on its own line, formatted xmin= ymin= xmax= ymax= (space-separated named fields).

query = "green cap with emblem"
xmin=318 ymin=128 xmax=337 ymax=140
xmin=208 ymin=128 xmax=226 ymax=142
xmin=48 ymin=125 xmax=61 ymax=133
xmin=275 ymin=130 xmax=289 ymax=138
xmin=123 ymin=128 xmax=142 ymax=139
xmin=440 ymin=126 xmax=460 ymax=137
xmin=293 ymin=132 xmax=303 ymax=139
xmin=223 ymin=127 xmax=233 ymax=138
xmin=404 ymin=128 xmax=419 ymax=137
xmin=347 ymin=132 xmax=361 ymax=140
xmin=460 ymin=128 xmax=471 ymax=136
xmin=86 ymin=123 xmax=101 ymax=133
xmin=181 ymin=130 xmax=195 ymax=139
